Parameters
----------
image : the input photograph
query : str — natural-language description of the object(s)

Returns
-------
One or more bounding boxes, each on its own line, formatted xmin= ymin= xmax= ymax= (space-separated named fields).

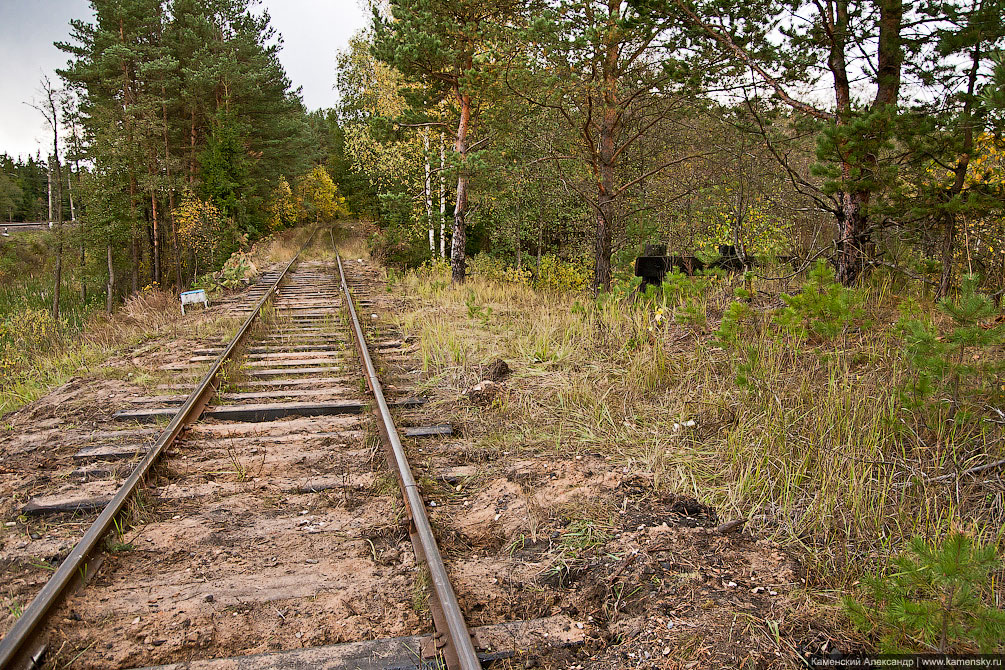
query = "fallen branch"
xmin=928 ymin=457 xmax=1005 ymax=483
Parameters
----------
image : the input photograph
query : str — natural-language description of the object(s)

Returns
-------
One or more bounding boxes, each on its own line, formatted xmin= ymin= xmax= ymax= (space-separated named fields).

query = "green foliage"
xmin=199 ymin=110 xmax=250 ymax=221
xmin=535 ymin=255 xmax=590 ymax=292
xmin=774 ymin=261 xmax=865 ymax=342
xmin=715 ymin=284 xmax=754 ymax=348
xmin=899 ymin=275 xmax=1005 ymax=405
xmin=467 ymin=253 xmax=532 ymax=283
xmin=844 ymin=533 xmax=1005 ymax=653
xmin=465 ymin=290 xmax=492 ymax=324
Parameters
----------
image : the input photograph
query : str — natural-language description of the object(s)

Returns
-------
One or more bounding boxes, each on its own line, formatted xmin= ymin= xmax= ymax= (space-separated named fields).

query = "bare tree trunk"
xmin=450 ymin=88 xmax=472 ymax=283
xmin=150 ymin=189 xmax=161 ymax=286
xmin=424 ymin=131 xmax=434 ymax=256
xmin=130 ymin=174 xmax=139 ymax=293
xmin=37 ymin=78 xmax=65 ymax=321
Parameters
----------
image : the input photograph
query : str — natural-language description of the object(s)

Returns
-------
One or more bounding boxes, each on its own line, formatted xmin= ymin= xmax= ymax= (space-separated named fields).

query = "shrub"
xmin=535 ymin=254 xmax=590 ymax=292
xmin=467 ymin=253 xmax=532 ymax=284
xmin=844 ymin=533 xmax=1005 ymax=653
xmin=774 ymin=260 xmax=865 ymax=342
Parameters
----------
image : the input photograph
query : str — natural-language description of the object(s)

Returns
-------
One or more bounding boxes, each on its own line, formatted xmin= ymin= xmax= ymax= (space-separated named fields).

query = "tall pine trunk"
xmin=149 ymin=162 xmax=161 ymax=287
xmin=120 ymin=18 xmax=140 ymax=294
xmin=163 ymin=91 xmax=181 ymax=291
xmin=450 ymin=89 xmax=472 ymax=283
xmin=593 ymin=8 xmax=619 ymax=293
xmin=130 ymin=174 xmax=139 ymax=293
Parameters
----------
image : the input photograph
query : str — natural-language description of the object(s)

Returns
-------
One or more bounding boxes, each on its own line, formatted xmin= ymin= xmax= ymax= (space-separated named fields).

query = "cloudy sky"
xmin=0 ymin=0 xmax=370 ymax=159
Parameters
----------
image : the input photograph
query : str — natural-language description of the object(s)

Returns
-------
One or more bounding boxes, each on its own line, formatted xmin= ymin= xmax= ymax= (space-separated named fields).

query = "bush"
xmin=844 ymin=533 xmax=1005 ymax=653
xmin=193 ymin=250 xmax=258 ymax=292
xmin=535 ymin=255 xmax=590 ymax=292
xmin=368 ymin=227 xmax=429 ymax=268
xmin=774 ymin=260 xmax=865 ymax=342
xmin=468 ymin=253 xmax=532 ymax=284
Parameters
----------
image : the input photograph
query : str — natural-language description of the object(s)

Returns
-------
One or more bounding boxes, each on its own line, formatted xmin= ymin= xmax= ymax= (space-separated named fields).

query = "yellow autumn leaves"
xmin=0 ymin=306 xmax=59 ymax=388
xmin=267 ymin=167 xmax=349 ymax=231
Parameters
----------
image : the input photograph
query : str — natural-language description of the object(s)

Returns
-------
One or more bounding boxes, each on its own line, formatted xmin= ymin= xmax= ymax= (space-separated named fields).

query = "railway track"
xmin=0 ymin=232 xmax=581 ymax=670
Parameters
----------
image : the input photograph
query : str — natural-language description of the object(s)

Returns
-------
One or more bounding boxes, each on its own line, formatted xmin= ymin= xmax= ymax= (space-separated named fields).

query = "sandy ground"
xmin=1 ymin=275 xmax=282 ymax=642
xmin=2 ymin=255 xmax=827 ymax=670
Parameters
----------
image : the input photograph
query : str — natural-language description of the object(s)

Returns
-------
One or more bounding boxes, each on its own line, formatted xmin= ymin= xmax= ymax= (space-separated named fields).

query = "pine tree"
xmin=515 ymin=0 xmax=701 ymax=292
xmin=372 ymin=0 xmax=519 ymax=283
xmin=845 ymin=533 xmax=1005 ymax=653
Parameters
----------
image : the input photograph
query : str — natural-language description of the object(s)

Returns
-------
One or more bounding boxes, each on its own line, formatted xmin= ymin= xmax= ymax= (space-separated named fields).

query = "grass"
xmin=411 ymin=565 xmax=431 ymax=616
xmin=0 ymin=223 xmax=328 ymax=417
xmin=390 ymin=260 xmax=1005 ymax=598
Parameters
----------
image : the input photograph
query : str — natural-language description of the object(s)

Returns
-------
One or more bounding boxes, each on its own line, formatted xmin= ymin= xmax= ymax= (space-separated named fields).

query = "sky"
xmin=0 ymin=0 xmax=370 ymax=160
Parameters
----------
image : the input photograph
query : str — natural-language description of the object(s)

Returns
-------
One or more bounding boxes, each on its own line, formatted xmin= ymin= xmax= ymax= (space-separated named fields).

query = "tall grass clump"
xmin=393 ymin=251 xmax=1005 ymax=607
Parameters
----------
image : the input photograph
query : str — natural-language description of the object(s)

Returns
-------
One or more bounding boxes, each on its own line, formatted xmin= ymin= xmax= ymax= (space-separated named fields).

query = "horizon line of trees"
xmin=5 ymin=0 xmax=365 ymax=322
xmin=337 ymin=0 xmax=1005 ymax=295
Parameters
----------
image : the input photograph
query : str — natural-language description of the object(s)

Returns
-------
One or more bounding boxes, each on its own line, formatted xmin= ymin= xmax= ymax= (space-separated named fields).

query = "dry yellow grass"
xmin=390 ymin=262 xmax=1005 ymax=596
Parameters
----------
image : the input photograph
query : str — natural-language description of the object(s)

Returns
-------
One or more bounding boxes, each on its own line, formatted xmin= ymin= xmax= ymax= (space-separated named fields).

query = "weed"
xmin=104 ymin=516 xmax=134 ymax=553
xmin=411 ymin=566 xmax=431 ymax=615
xmin=226 ymin=443 xmax=247 ymax=481
xmin=464 ymin=291 xmax=492 ymax=324
xmin=6 ymin=600 xmax=23 ymax=619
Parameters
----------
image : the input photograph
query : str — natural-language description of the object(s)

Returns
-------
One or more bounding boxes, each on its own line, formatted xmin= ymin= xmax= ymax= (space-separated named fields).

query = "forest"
xmin=0 ymin=0 xmax=1003 ymax=659
xmin=0 ymin=0 xmax=1002 ymax=317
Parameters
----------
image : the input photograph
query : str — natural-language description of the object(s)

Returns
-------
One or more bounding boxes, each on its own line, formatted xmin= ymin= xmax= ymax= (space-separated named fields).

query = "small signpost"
xmin=180 ymin=289 xmax=209 ymax=315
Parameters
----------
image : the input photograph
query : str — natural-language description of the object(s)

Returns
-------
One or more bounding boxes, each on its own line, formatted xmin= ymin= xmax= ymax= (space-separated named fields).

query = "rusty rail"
xmin=0 ymin=231 xmax=316 ymax=670
xmin=335 ymin=251 xmax=481 ymax=670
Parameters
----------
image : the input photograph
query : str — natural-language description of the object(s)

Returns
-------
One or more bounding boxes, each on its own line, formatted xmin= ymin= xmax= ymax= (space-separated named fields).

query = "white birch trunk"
xmin=424 ymin=131 xmax=434 ymax=255
xmin=439 ymin=133 xmax=446 ymax=259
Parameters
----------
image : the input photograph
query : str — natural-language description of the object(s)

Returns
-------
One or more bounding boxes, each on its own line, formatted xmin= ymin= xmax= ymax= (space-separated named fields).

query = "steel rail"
xmin=335 ymin=252 xmax=481 ymax=670
xmin=0 ymin=231 xmax=316 ymax=670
